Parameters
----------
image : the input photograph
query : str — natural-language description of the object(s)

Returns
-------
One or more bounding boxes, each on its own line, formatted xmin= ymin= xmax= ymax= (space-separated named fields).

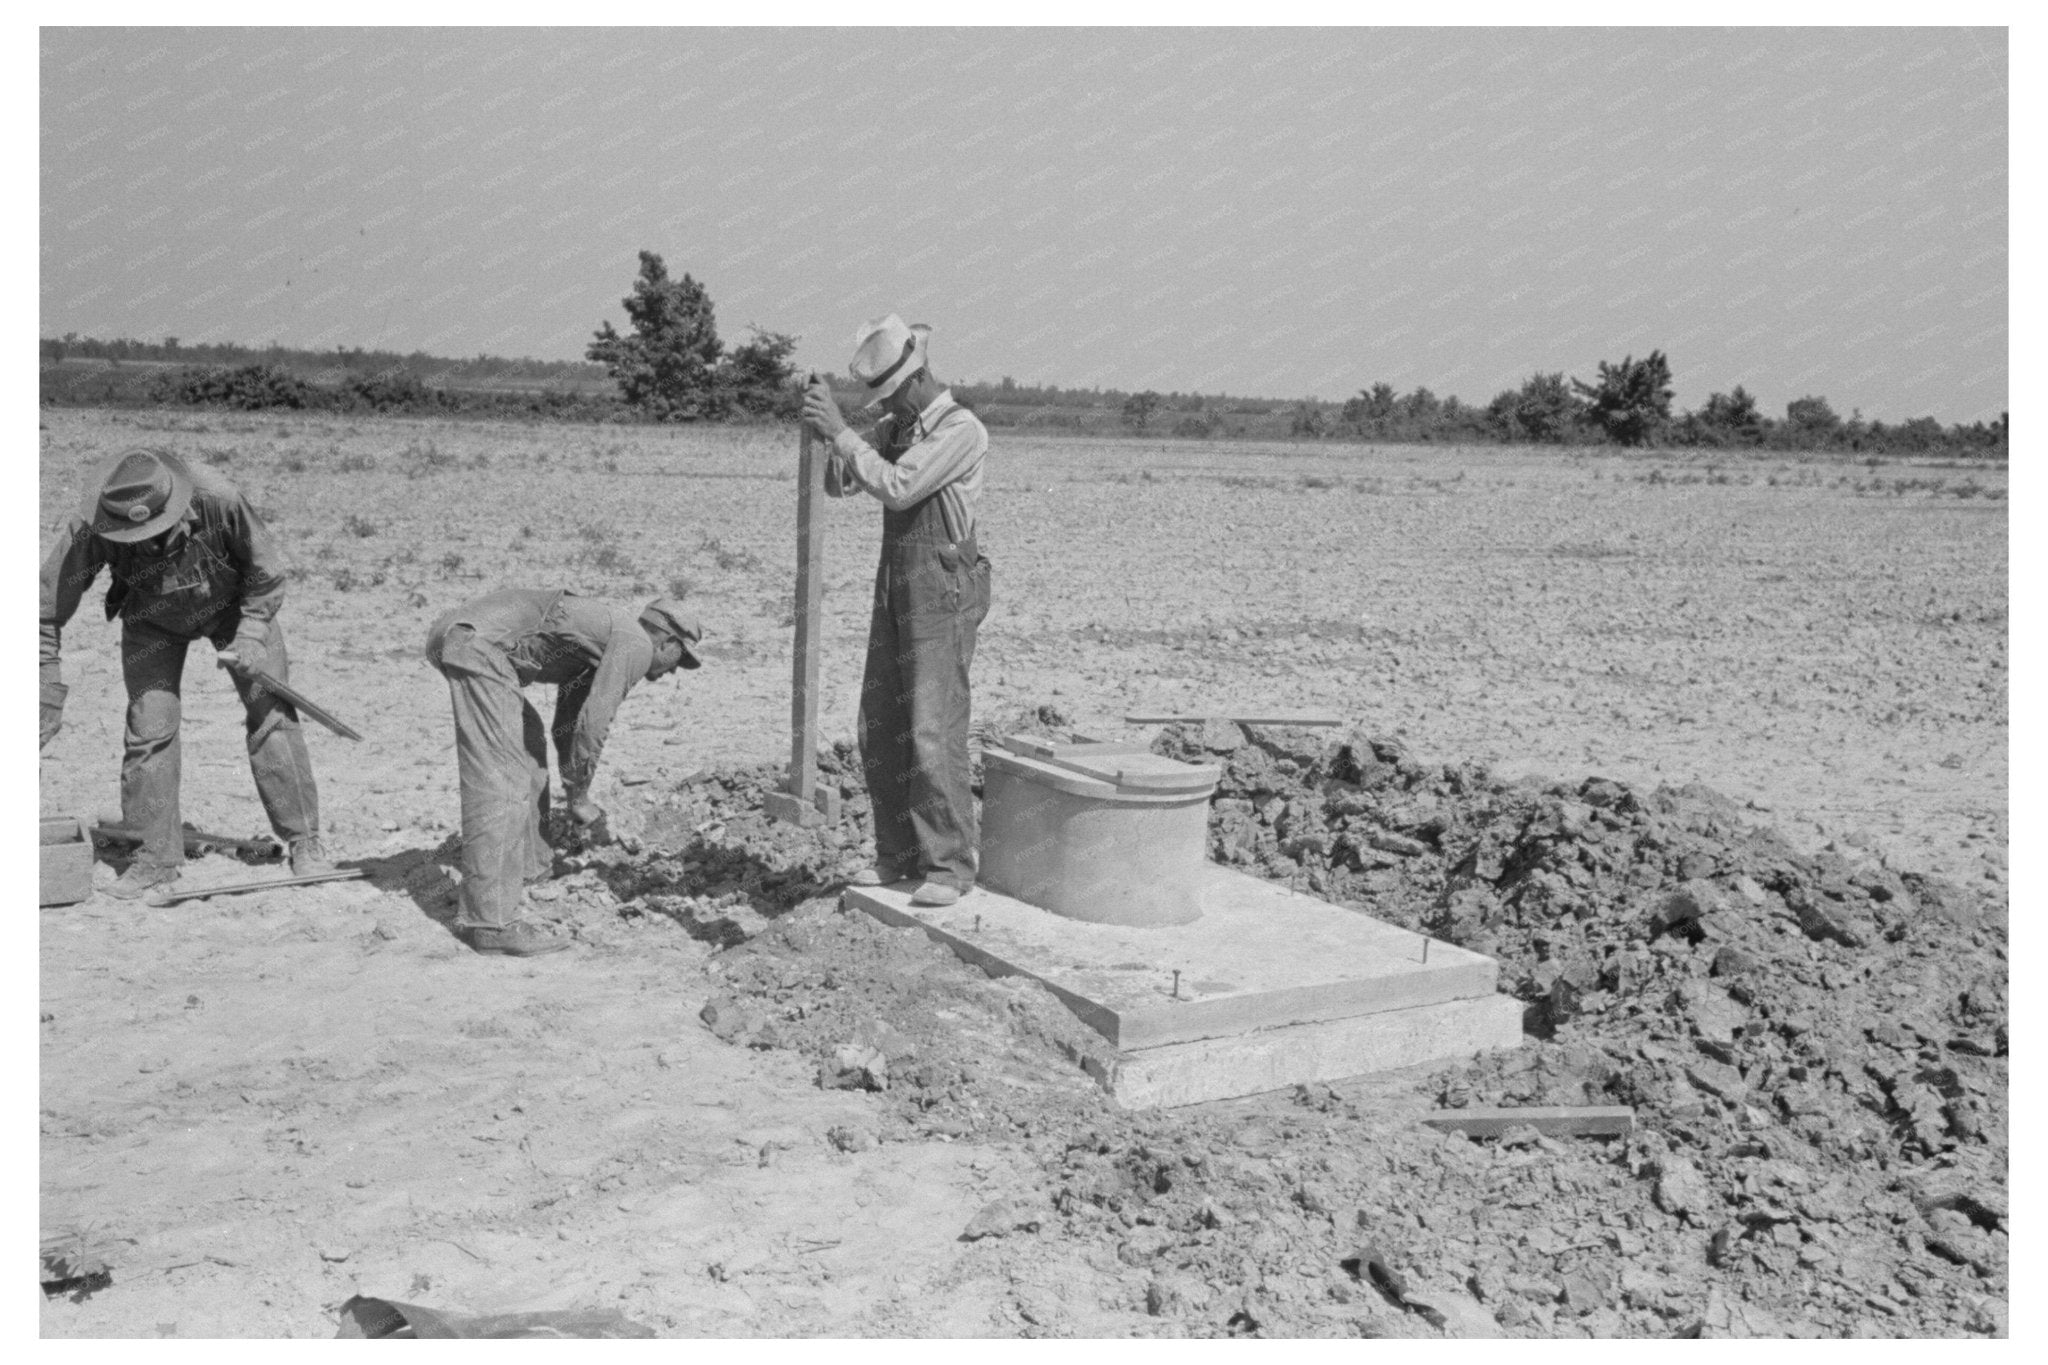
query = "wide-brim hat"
xmin=638 ymin=598 xmax=704 ymax=669
xmin=86 ymin=447 xmax=195 ymax=543
xmin=848 ymin=314 xmax=931 ymax=409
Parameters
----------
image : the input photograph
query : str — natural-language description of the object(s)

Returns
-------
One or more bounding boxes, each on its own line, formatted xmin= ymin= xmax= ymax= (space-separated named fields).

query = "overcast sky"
xmin=41 ymin=26 xmax=2007 ymax=422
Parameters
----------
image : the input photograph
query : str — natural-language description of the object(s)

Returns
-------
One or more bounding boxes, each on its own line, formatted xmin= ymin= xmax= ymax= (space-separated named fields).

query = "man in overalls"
xmin=802 ymin=315 xmax=991 ymax=908
xmin=424 ymin=589 xmax=702 ymax=957
xmin=40 ymin=447 xmax=330 ymax=903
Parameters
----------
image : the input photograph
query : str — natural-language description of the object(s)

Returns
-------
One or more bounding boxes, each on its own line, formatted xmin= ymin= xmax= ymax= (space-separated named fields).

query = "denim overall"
xmin=857 ymin=408 xmax=992 ymax=890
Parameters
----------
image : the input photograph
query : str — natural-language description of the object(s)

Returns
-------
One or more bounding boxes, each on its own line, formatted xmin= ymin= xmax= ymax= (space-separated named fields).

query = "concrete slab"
xmin=842 ymin=865 xmax=1500 ymax=1050
xmin=1100 ymin=994 xmax=1526 ymax=1108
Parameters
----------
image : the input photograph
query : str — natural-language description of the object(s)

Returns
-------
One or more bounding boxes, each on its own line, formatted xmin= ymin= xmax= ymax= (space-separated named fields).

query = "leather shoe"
xmin=290 ymin=835 xmax=334 ymax=877
xmin=909 ymin=881 xmax=963 ymax=908
xmin=107 ymin=861 xmax=180 ymax=901
xmin=849 ymin=864 xmax=914 ymax=887
xmin=461 ymin=921 xmax=570 ymax=957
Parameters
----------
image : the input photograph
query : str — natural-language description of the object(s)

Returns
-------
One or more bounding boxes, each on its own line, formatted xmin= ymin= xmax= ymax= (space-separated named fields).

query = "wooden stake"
xmin=766 ymin=416 xmax=838 ymax=827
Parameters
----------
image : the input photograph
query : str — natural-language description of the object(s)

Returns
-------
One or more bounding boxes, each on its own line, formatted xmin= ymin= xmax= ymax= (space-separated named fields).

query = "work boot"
xmin=849 ymin=863 xmax=915 ymax=888
xmin=461 ymin=920 xmax=570 ymax=957
xmin=910 ymin=880 xmax=962 ymax=908
xmin=107 ymin=861 xmax=180 ymax=902
xmin=289 ymin=835 xmax=334 ymax=877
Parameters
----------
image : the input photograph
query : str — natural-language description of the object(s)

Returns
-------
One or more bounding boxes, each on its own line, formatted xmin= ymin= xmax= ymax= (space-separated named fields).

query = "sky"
xmin=40 ymin=26 xmax=2009 ymax=422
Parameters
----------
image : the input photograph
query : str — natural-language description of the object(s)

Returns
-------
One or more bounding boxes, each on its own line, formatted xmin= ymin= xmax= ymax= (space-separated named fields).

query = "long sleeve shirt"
xmin=40 ymin=466 xmax=289 ymax=679
xmin=825 ymin=388 xmax=987 ymax=543
xmin=444 ymin=588 xmax=654 ymax=792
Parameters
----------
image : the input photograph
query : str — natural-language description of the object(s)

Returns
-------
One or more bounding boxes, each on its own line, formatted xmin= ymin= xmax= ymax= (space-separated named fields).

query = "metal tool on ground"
xmin=334 ymin=1294 xmax=654 ymax=1339
xmin=1418 ymin=1104 xmax=1636 ymax=1139
xmin=91 ymin=820 xmax=282 ymax=859
xmin=765 ymin=404 xmax=841 ymax=828
xmin=1125 ymin=709 xmax=1343 ymax=727
xmin=152 ymin=867 xmax=366 ymax=904
xmin=216 ymin=657 xmax=363 ymax=741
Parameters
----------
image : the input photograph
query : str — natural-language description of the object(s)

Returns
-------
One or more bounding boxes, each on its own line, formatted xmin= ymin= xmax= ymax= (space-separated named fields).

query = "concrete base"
xmin=842 ymin=864 xmax=1523 ymax=1107
xmin=1098 ymin=994 xmax=1525 ymax=1108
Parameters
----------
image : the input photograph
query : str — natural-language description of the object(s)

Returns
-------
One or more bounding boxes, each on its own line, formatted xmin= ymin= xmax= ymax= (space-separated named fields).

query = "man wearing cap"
xmin=423 ymin=588 xmax=703 ymax=956
xmin=40 ymin=447 xmax=330 ymax=901
xmin=801 ymin=315 xmax=991 ymax=908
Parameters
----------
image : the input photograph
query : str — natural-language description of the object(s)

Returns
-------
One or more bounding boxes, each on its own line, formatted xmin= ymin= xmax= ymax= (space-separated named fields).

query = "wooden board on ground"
xmin=154 ymin=868 xmax=367 ymax=904
xmin=1418 ymin=1105 xmax=1636 ymax=1138
xmin=1125 ymin=710 xmax=1344 ymax=727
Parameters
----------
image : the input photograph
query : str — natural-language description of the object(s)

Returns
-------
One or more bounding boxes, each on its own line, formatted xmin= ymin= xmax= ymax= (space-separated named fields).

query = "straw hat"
xmin=847 ymin=314 xmax=931 ymax=409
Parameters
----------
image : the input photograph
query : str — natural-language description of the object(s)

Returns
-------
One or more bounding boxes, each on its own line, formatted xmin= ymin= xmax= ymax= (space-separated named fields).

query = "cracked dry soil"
xmin=40 ymin=412 xmax=2004 ymax=1337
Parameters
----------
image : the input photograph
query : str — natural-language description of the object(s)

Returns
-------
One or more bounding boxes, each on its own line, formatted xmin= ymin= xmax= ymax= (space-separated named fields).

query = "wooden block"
xmin=40 ymin=815 xmax=94 ymax=907
xmin=1418 ymin=1105 xmax=1636 ymax=1139
xmin=1125 ymin=710 xmax=1344 ymax=727
xmin=763 ymin=790 xmax=827 ymax=828
xmin=1103 ymin=994 xmax=1525 ymax=1108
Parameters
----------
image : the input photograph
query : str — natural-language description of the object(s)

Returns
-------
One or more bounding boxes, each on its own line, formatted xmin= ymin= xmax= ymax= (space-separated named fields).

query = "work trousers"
xmin=425 ymin=621 xmax=552 ymax=929
xmin=120 ymin=616 xmax=319 ymax=869
xmin=857 ymin=522 xmax=991 ymax=891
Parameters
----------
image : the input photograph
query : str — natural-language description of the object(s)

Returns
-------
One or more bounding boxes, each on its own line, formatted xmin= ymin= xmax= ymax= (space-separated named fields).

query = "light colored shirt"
xmin=826 ymin=388 xmax=987 ymax=543
xmin=439 ymin=587 xmax=654 ymax=793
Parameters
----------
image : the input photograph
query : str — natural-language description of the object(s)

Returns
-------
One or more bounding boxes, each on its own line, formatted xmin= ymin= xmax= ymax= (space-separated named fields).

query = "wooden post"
xmin=766 ymin=418 xmax=841 ymax=827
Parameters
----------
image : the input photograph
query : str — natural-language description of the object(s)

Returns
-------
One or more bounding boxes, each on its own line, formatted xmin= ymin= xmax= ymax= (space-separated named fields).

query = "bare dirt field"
xmin=38 ymin=408 xmax=2006 ymax=1338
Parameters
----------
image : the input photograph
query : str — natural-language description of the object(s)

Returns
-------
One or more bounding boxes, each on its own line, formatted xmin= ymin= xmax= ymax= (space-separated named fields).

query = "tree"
xmin=1289 ymin=402 xmax=1327 ymax=438
xmin=1572 ymin=350 xmax=1674 ymax=446
xmin=587 ymin=251 xmax=729 ymax=421
xmin=1489 ymin=372 xmax=1582 ymax=444
xmin=721 ymin=326 xmax=800 ymax=417
xmin=1401 ymin=386 xmax=1441 ymax=426
xmin=1685 ymin=385 xmax=1765 ymax=447
xmin=1121 ymin=390 xmax=1160 ymax=432
xmin=1341 ymin=382 xmax=1397 ymax=433
xmin=1784 ymin=395 xmax=1841 ymax=448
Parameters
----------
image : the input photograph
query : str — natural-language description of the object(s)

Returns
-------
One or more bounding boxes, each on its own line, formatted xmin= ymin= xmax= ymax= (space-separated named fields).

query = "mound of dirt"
xmin=530 ymin=716 xmax=2004 ymax=1338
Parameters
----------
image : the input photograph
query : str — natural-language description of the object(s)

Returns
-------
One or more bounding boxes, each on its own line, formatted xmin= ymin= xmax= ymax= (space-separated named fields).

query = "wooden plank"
xmin=1418 ymin=1105 xmax=1636 ymax=1139
xmin=775 ymin=420 xmax=826 ymax=824
xmin=154 ymin=867 xmax=367 ymax=904
xmin=1125 ymin=710 xmax=1345 ymax=727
